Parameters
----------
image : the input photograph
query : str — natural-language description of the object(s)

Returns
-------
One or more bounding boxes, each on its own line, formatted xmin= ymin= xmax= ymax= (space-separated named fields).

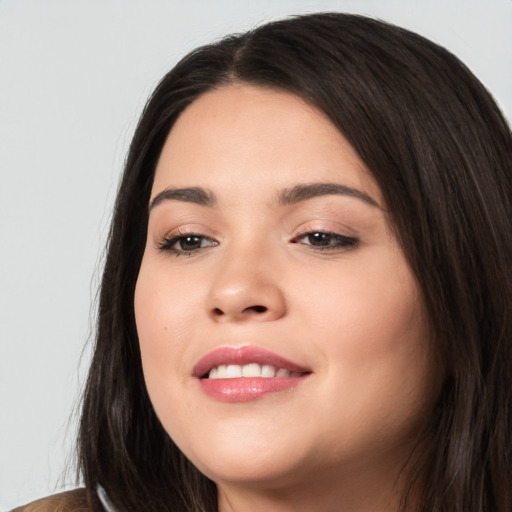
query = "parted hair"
xmin=78 ymin=12 xmax=512 ymax=512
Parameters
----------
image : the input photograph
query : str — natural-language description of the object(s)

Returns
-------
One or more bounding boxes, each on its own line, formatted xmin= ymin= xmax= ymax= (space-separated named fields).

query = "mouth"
xmin=207 ymin=363 xmax=303 ymax=379
xmin=194 ymin=346 xmax=312 ymax=402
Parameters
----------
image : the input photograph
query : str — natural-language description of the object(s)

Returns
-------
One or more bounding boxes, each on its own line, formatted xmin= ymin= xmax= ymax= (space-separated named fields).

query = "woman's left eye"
xmin=292 ymin=231 xmax=358 ymax=250
xmin=157 ymin=233 xmax=217 ymax=255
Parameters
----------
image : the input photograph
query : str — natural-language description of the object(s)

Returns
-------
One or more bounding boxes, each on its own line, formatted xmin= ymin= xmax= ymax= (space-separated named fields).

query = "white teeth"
xmin=261 ymin=364 xmax=276 ymax=378
xmin=226 ymin=364 xmax=242 ymax=378
xmin=242 ymin=363 xmax=261 ymax=377
xmin=207 ymin=363 xmax=301 ymax=379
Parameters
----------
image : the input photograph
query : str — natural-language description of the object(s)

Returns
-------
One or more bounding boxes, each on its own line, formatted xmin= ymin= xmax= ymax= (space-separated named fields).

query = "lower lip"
xmin=199 ymin=376 xmax=307 ymax=402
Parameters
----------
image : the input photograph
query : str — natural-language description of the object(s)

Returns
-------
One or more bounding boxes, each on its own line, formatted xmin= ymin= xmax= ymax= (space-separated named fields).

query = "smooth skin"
xmin=134 ymin=85 xmax=438 ymax=512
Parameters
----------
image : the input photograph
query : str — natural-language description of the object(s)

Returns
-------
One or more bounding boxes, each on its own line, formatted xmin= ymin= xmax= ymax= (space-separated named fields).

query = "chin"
xmin=171 ymin=421 xmax=314 ymax=487
xmin=193 ymin=452 xmax=310 ymax=490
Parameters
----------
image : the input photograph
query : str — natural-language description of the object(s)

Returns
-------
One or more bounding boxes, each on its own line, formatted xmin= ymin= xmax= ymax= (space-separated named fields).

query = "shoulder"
xmin=11 ymin=488 xmax=91 ymax=512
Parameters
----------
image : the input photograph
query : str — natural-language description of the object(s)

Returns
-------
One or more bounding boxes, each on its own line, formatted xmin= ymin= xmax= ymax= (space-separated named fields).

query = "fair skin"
xmin=134 ymin=85 xmax=436 ymax=512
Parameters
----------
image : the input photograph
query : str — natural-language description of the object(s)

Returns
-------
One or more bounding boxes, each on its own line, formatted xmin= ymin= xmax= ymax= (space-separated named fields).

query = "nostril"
xmin=246 ymin=305 xmax=267 ymax=313
xmin=210 ymin=304 xmax=271 ymax=320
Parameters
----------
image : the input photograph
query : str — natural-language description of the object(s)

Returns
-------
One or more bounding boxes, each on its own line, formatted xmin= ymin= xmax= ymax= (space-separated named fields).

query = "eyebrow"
xmin=275 ymin=183 xmax=380 ymax=208
xmin=150 ymin=187 xmax=216 ymax=210
xmin=149 ymin=182 xmax=380 ymax=211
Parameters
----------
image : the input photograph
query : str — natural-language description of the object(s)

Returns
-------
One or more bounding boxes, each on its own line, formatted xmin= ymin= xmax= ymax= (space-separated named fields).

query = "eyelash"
xmin=290 ymin=230 xmax=359 ymax=251
xmin=157 ymin=229 xmax=359 ymax=256
xmin=157 ymin=229 xmax=218 ymax=256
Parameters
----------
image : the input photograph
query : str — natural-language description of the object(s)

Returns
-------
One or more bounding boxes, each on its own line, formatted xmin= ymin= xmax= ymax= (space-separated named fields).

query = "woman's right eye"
xmin=157 ymin=233 xmax=217 ymax=255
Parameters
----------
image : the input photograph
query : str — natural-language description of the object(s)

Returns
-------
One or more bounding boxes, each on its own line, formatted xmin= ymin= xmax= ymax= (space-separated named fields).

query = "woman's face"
xmin=135 ymin=85 xmax=436 ymax=492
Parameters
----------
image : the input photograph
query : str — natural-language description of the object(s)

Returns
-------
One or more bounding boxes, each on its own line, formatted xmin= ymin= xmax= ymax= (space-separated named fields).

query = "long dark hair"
xmin=78 ymin=12 xmax=512 ymax=512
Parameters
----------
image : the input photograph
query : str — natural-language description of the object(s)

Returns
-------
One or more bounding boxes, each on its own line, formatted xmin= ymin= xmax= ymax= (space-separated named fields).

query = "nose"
xmin=207 ymin=251 xmax=287 ymax=323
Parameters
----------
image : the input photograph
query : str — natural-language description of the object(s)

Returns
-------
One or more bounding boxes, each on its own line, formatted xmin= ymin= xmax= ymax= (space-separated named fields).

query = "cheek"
xmin=302 ymin=250 xmax=422 ymax=355
xmin=335 ymin=278 xmax=420 ymax=358
xmin=134 ymin=261 xmax=212 ymax=448
xmin=134 ymin=260 xmax=202 ymax=404
xmin=299 ymin=250 xmax=431 ymax=424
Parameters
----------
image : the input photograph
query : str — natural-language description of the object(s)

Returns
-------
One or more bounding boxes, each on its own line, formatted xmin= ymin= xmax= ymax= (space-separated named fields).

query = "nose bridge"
xmin=207 ymin=235 xmax=286 ymax=322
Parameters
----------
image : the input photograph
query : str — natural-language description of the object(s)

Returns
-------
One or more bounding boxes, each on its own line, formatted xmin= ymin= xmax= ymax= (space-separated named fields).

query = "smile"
xmin=194 ymin=346 xmax=311 ymax=402
xmin=208 ymin=364 xmax=303 ymax=379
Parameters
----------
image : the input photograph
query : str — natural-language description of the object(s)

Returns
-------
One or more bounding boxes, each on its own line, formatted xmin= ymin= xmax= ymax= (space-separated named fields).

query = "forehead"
xmin=152 ymin=84 xmax=380 ymax=203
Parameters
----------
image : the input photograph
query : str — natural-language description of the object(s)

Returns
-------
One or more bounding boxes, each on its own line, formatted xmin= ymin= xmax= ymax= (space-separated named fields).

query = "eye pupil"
xmin=308 ymin=232 xmax=332 ymax=246
xmin=180 ymin=236 xmax=202 ymax=250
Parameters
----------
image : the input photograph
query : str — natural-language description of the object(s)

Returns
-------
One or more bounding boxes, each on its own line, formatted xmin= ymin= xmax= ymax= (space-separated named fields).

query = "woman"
xmin=15 ymin=12 xmax=512 ymax=512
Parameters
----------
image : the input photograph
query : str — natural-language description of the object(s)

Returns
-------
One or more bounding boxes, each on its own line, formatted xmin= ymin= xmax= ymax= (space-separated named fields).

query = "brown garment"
xmin=10 ymin=488 xmax=90 ymax=512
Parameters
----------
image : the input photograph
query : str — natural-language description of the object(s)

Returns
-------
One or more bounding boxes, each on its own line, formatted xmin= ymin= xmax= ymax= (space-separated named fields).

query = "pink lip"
xmin=200 ymin=377 xmax=308 ymax=402
xmin=194 ymin=346 xmax=311 ymax=403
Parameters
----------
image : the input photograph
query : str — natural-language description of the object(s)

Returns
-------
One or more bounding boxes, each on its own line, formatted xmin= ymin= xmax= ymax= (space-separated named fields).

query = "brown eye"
xmin=177 ymin=236 xmax=204 ymax=251
xmin=157 ymin=233 xmax=218 ymax=255
xmin=306 ymin=232 xmax=334 ymax=246
xmin=294 ymin=231 xmax=359 ymax=251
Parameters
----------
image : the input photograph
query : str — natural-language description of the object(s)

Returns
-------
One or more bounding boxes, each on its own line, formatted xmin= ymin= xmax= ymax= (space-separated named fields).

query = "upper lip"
xmin=193 ymin=345 xmax=311 ymax=378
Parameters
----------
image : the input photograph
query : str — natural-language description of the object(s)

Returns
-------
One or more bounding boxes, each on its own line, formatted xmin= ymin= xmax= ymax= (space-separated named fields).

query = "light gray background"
xmin=1 ymin=0 xmax=511 ymax=509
